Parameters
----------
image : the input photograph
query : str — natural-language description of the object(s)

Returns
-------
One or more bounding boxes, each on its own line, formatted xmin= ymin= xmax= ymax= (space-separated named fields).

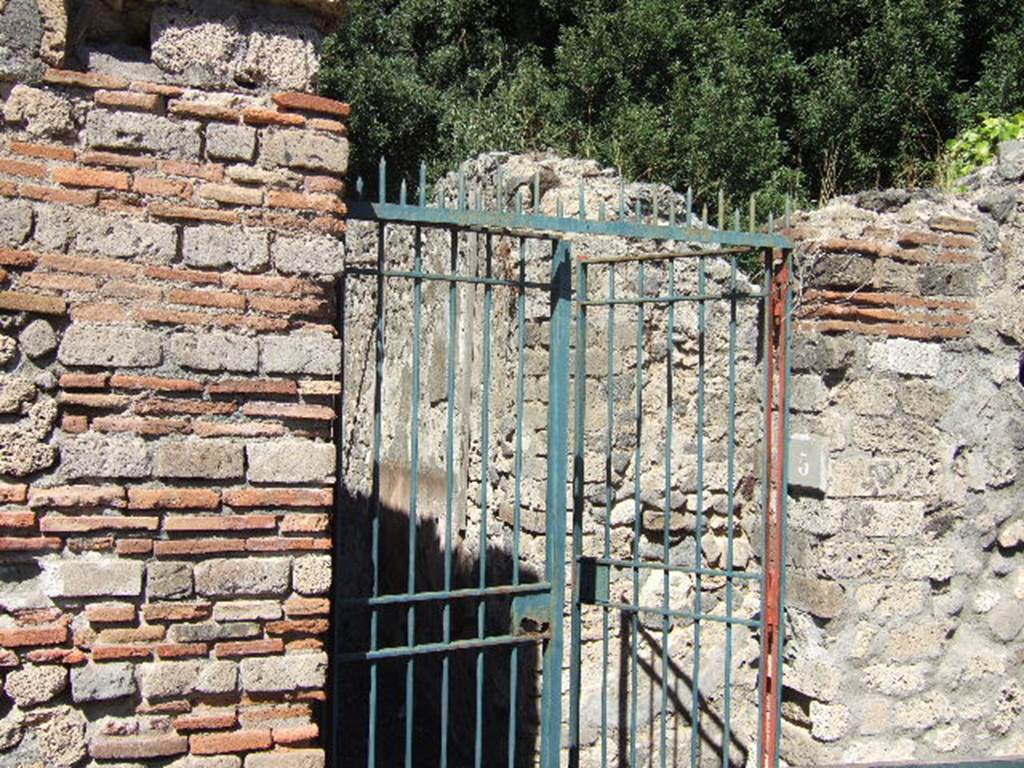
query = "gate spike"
xmin=399 ymin=179 xmax=407 ymax=206
xmin=378 ymin=157 xmax=386 ymax=204
xmin=355 ymin=176 xmax=364 ymax=199
xmin=785 ymin=196 xmax=792 ymax=228
xmin=748 ymin=194 xmax=756 ymax=233
xmin=515 ymin=188 xmax=523 ymax=215
xmin=618 ymin=180 xmax=626 ymax=220
xmin=686 ymin=187 xmax=693 ymax=236
xmin=717 ymin=189 xmax=725 ymax=230
xmin=418 ymin=162 xmax=427 ymax=207
xmin=652 ymin=189 xmax=659 ymax=223
xmin=702 ymin=204 xmax=709 ymax=237
xmin=634 ymin=194 xmax=641 ymax=225
xmin=497 ymin=169 xmax=505 ymax=212
xmin=768 ymin=211 xmax=775 ymax=234
xmin=669 ymin=197 xmax=676 ymax=228
xmin=578 ymin=180 xmax=586 ymax=221
xmin=458 ymin=170 xmax=466 ymax=211
xmin=533 ymin=171 xmax=541 ymax=213
xmin=599 ymin=199 xmax=606 ymax=222
xmin=556 ymin=194 xmax=564 ymax=219
xmin=733 ymin=209 xmax=741 ymax=232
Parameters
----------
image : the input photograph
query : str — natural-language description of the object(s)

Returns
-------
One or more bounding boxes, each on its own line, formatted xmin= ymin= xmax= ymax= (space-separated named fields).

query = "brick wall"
xmin=0 ymin=67 xmax=347 ymax=767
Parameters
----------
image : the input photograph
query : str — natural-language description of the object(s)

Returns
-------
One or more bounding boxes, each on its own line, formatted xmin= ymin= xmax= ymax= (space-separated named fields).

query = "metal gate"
xmin=333 ymin=161 xmax=792 ymax=768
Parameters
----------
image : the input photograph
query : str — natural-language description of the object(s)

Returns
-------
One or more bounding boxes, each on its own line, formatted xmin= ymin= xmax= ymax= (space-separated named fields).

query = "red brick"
xmin=0 ymin=290 xmax=66 ymax=315
xmin=25 ymin=647 xmax=86 ymax=664
xmin=98 ymin=198 xmax=144 ymax=215
xmin=53 ymin=166 xmax=131 ymax=191
xmin=40 ymin=514 xmax=159 ymax=533
xmin=220 ymin=273 xmax=322 ymax=295
xmin=223 ymin=488 xmax=332 ymax=508
xmin=102 ymin=280 xmax=164 ymax=300
xmin=156 ymin=642 xmax=208 ymax=658
xmin=297 ymin=380 xmax=341 ymax=396
xmin=21 ymin=271 xmax=98 ymax=292
xmin=241 ymin=402 xmax=335 ymax=421
xmin=28 ymin=484 xmax=126 ymax=509
xmin=304 ymin=175 xmax=345 ymax=194
xmin=44 ymin=67 xmax=128 ymax=89
xmin=169 ymin=287 xmax=247 ymax=310
xmin=128 ymin=487 xmax=220 ymax=510
xmin=143 ymin=602 xmax=212 ymax=622
xmin=94 ymin=416 xmax=191 ymax=435
xmin=136 ymin=307 xmax=290 ymax=332
xmin=81 ymin=150 xmax=157 ymax=170
xmin=940 ymin=233 xmax=976 ymax=249
xmin=56 ymin=392 xmax=133 ymax=409
xmin=0 ymin=181 xmax=15 ymax=197
xmin=198 ymin=183 xmax=263 ymax=207
xmin=68 ymin=536 xmax=115 ymax=554
xmin=135 ymin=397 xmax=236 ymax=416
xmin=265 ymin=619 xmax=328 ymax=636
xmin=929 ymin=215 xmax=978 ymax=234
xmin=143 ymin=264 xmax=221 ymax=284
xmin=153 ymin=538 xmax=247 ymax=556
xmin=0 ymin=510 xmax=35 ymax=529
xmin=89 ymin=734 xmax=188 ymax=760
xmin=236 ymin=704 xmax=311 ymax=726
xmin=164 ymin=515 xmax=276 ymax=532
xmin=174 ymin=711 xmax=239 ymax=732
xmin=96 ymin=625 xmax=165 ymax=644
xmin=14 ymin=608 xmax=65 ymax=625
xmin=193 ymin=422 xmax=288 ymax=438
xmin=207 ymin=379 xmax=297 ymax=395
xmin=796 ymin=319 xmax=968 ymax=340
xmin=310 ymin=215 xmax=346 ymax=236
xmin=0 ymin=483 xmax=28 ymax=503
xmin=266 ymin=189 xmax=345 ymax=214
xmin=134 ymin=175 xmax=191 ymax=197
xmin=272 ymin=92 xmax=351 ymax=119
xmin=242 ymin=108 xmax=305 ymax=127
xmin=136 ymin=699 xmax=192 ymax=714
xmin=273 ymin=724 xmax=319 ymax=745
xmin=0 ymin=624 xmax=68 ymax=647
xmin=214 ymin=639 xmax=284 ymax=658
xmin=109 ymin=374 xmax=201 ymax=392
xmin=95 ymin=646 xmax=187 ymax=668
xmin=248 ymin=295 xmax=327 ymax=316
xmin=284 ymin=597 xmax=329 ymax=617
xmin=0 ymin=248 xmax=38 ymax=267
xmin=190 ymin=729 xmax=273 ymax=755
xmin=817 ymin=237 xmax=895 ymax=258
xmin=150 ymin=203 xmax=240 ymax=223
xmin=95 ymin=89 xmax=162 ymax=112
xmin=19 ymin=184 xmax=98 ymax=205
xmin=0 ymin=536 xmax=62 ymax=551
xmin=280 ymin=513 xmax=328 ymax=533
xmin=9 ymin=141 xmax=75 ymax=162
xmin=159 ymin=160 xmax=225 ymax=182
xmin=115 ymin=538 xmax=153 ymax=555
xmin=40 ymin=252 xmax=141 ymax=277
xmin=308 ymin=118 xmax=346 ymax=134
xmin=70 ymin=302 xmax=129 ymax=322
xmin=86 ymin=603 xmax=137 ymax=623
xmin=168 ymin=101 xmax=241 ymax=122
xmin=0 ymin=158 xmax=47 ymax=179
xmin=244 ymin=537 xmax=329 ymax=552
xmin=61 ymin=414 xmax=88 ymax=433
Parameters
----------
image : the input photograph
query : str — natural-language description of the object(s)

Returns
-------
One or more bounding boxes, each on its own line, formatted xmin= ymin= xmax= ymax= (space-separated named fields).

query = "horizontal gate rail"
xmin=337 ymin=631 xmax=552 ymax=663
xmin=335 ymin=581 xmax=553 ymax=607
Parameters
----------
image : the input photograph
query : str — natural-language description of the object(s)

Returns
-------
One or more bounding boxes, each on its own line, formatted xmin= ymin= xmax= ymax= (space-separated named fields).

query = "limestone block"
xmin=35 ymin=0 xmax=66 ymax=66
xmin=271 ymin=231 xmax=344 ymax=276
xmin=0 ymin=335 xmax=16 ymax=365
xmin=171 ymin=331 xmax=259 ymax=372
xmin=239 ymin=651 xmax=327 ymax=692
xmin=235 ymin=22 xmax=321 ymax=91
xmin=18 ymin=320 xmax=57 ymax=359
xmin=868 ymin=338 xmax=941 ymax=377
xmin=2 ymin=84 xmax=73 ymax=137
xmin=147 ymin=561 xmax=194 ymax=600
xmin=196 ymin=660 xmax=239 ymax=694
xmin=261 ymin=332 xmax=340 ymax=374
xmin=36 ymin=206 xmax=178 ymax=262
xmin=182 ymin=225 xmax=269 ymax=272
xmin=167 ymin=621 xmax=261 ymax=643
xmin=809 ymin=701 xmax=850 ymax=742
xmin=862 ymin=500 xmax=925 ymax=538
xmin=261 ymin=128 xmax=348 ymax=174
xmin=4 ymin=664 xmax=67 ymax=707
xmin=205 ymin=124 xmax=258 ymax=162
xmin=785 ymin=657 xmax=842 ymax=702
xmin=787 ymin=572 xmax=844 ymax=619
xmin=14 ymin=705 xmax=87 ymax=766
xmin=862 ymin=662 xmax=930 ymax=696
xmin=169 ymin=757 xmax=243 ymax=768
xmin=70 ymin=662 xmax=136 ymax=703
xmin=194 ymin=557 xmax=291 ymax=597
xmin=0 ymin=0 xmax=44 ymax=82
xmin=139 ymin=660 xmax=202 ymax=699
xmin=60 ymin=433 xmax=151 ymax=479
xmin=292 ymin=554 xmax=330 ymax=595
xmin=884 ymin=619 xmax=955 ymax=661
xmin=894 ymin=691 xmax=952 ymax=731
xmin=0 ymin=200 xmax=33 ymax=246
xmin=790 ymin=374 xmax=827 ymax=413
xmin=85 ymin=109 xmax=202 ymax=160
xmin=42 ymin=555 xmax=144 ymax=597
xmin=901 ymin=545 xmax=956 ymax=581
xmin=987 ymin=597 xmax=1024 ymax=642
xmin=212 ymin=600 xmax=282 ymax=621
xmin=151 ymin=6 xmax=242 ymax=85
xmin=246 ymin=439 xmax=334 ymax=483
xmin=154 ymin=439 xmax=244 ymax=480
xmin=245 ymin=750 xmax=325 ymax=768
xmin=58 ymin=325 xmax=162 ymax=368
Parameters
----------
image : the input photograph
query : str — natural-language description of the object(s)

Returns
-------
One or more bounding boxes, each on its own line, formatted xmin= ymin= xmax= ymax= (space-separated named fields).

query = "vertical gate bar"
xmin=568 ymin=259 xmax=588 ymax=768
xmin=629 ymin=262 xmax=645 ymax=768
xmin=405 ymin=224 xmax=424 ymax=768
xmin=440 ymin=228 xmax=459 ymax=768
xmin=601 ymin=263 xmax=616 ymax=768
xmin=757 ymin=249 xmax=775 ymax=768
xmin=690 ymin=255 xmax=706 ymax=768
xmin=367 ymin=221 xmax=387 ymax=768
xmin=660 ymin=259 xmax=675 ymax=768
xmin=475 ymin=234 xmax=495 ymax=768
xmin=540 ymin=239 xmax=571 ymax=768
xmin=508 ymin=238 xmax=527 ymax=768
xmin=721 ymin=253 xmax=739 ymax=768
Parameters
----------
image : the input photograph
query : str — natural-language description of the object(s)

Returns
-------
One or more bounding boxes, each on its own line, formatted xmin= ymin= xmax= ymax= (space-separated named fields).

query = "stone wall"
xmin=0 ymin=4 xmax=347 ymax=764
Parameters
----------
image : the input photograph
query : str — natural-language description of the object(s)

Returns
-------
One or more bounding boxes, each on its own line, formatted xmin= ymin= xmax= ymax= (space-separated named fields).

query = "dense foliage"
xmin=319 ymin=0 xmax=1024 ymax=211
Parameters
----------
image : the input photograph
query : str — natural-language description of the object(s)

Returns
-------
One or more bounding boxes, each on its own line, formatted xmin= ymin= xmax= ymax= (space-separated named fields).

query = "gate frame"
xmin=336 ymin=160 xmax=794 ymax=768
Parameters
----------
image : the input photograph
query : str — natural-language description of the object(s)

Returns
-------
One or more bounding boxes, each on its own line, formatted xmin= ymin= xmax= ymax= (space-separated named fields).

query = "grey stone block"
xmin=239 ymin=651 xmax=327 ymax=692
xmin=206 ymin=124 xmax=257 ymax=162
xmin=18 ymin=320 xmax=57 ymax=359
xmin=171 ymin=331 xmax=259 ymax=372
xmin=868 ymin=338 xmax=941 ymax=377
xmin=70 ymin=662 xmax=136 ymax=703
xmin=139 ymin=660 xmax=201 ymax=699
xmin=61 ymin=433 xmax=151 ymax=479
xmin=212 ymin=600 xmax=282 ymax=621
xmin=261 ymin=128 xmax=348 ymax=174
xmin=246 ymin=439 xmax=334 ymax=483
xmin=998 ymin=140 xmax=1024 ymax=181
xmin=0 ymin=200 xmax=33 ymax=247
xmin=0 ymin=0 xmax=45 ymax=82
xmin=4 ymin=664 xmax=67 ymax=707
xmin=85 ymin=109 xmax=202 ymax=160
xmin=292 ymin=554 xmax=330 ymax=595
xmin=194 ymin=557 xmax=291 ymax=597
xmin=271 ymin=231 xmax=344 ymax=277
xmin=196 ymin=660 xmax=239 ymax=694
xmin=148 ymin=561 xmax=194 ymax=600
xmin=42 ymin=556 xmax=144 ymax=598
xmin=150 ymin=5 xmax=242 ymax=86
xmin=261 ymin=332 xmax=340 ymax=375
xmin=182 ymin=225 xmax=269 ymax=273
xmin=245 ymin=751 xmax=325 ymax=768
xmin=1 ymin=84 xmax=73 ymax=137
xmin=58 ymin=325 xmax=162 ymax=368
xmin=154 ymin=439 xmax=244 ymax=480
xmin=169 ymin=757 xmax=243 ymax=768
xmin=35 ymin=206 xmax=178 ymax=263
xmin=167 ymin=621 xmax=261 ymax=643
xmin=237 ymin=22 xmax=321 ymax=91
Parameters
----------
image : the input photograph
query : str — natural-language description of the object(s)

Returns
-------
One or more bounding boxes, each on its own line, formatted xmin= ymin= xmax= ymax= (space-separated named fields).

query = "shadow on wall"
xmin=333 ymin=478 xmax=541 ymax=767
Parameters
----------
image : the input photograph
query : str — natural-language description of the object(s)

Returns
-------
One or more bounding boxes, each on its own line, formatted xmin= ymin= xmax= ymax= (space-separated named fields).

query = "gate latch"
xmin=576 ymin=557 xmax=610 ymax=605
